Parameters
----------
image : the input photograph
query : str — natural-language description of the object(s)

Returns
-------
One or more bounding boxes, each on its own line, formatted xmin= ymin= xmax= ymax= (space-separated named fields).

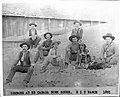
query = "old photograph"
xmin=2 ymin=0 xmax=119 ymax=96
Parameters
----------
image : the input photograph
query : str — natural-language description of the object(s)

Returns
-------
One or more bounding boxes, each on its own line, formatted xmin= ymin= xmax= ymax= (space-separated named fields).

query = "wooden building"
xmin=2 ymin=14 xmax=75 ymax=38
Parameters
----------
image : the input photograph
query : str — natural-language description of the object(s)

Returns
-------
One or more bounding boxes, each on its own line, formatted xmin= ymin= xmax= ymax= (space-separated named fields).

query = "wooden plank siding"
xmin=2 ymin=15 xmax=75 ymax=38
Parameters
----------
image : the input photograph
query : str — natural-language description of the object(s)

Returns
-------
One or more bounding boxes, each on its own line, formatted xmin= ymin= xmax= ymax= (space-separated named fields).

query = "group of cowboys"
xmin=4 ymin=21 xmax=118 ymax=86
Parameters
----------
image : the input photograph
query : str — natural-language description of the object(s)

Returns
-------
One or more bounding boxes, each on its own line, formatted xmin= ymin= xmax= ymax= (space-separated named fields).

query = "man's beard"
xmin=23 ymin=49 xmax=27 ymax=52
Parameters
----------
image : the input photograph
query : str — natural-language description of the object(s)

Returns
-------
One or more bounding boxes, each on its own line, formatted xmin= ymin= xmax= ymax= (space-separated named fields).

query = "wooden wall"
xmin=2 ymin=15 xmax=74 ymax=38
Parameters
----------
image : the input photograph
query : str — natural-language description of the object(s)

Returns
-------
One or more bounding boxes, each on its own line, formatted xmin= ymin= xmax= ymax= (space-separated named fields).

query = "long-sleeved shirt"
xmin=101 ymin=42 xmax=118 ymax=58
xmin=71 ymin=28 xmax=83 ymax=40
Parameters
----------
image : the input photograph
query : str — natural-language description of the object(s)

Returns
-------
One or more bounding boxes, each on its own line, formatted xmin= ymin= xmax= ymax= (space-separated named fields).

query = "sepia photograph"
xmin=2 ymin=0 xmax=119 ymax=96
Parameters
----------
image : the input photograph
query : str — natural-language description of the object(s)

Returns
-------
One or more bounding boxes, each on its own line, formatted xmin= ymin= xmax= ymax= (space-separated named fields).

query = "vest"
xmin=19 ymin=51 xmax=31 ymax=67
xmin=29 ymin=29 xmax=37 ymax=36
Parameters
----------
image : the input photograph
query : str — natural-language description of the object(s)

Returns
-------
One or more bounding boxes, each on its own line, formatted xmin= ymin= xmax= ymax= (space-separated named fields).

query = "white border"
xmin=1 ymin=0 xmax=120 ymax=97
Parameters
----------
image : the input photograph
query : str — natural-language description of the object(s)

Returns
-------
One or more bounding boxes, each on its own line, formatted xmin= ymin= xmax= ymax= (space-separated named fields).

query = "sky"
xmin=2 ymin=0 xmax=120 ymax=21
xmin=23 ymin=1 xmax=119 ymax=21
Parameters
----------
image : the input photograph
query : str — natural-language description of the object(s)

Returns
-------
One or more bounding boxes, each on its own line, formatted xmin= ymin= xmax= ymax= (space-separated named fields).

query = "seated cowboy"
xmin=77 ymin=43 xmax=92 ymax=69
xmin=88 ymin=33 xmax=119 ymax=70
xmin=65 ymin=35 xmax=80 ymax=64
xmin=4 ymin=42 xmax=34 ymax=86
xmin=34 ymin=32 xmax=53 ymax=63
xmin=71 ymin=21 xmax=83 ymax=43
xmin=99 ymin=33 xmax=118 ymax=67
xmin=26 ymin=22 xmax=41 ymax=49
xmin=39 ymin=41 xmax=65 ymax=73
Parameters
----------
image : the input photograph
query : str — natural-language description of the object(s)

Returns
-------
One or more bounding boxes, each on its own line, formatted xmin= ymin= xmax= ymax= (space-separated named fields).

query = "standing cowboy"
xmin=71 ymin=21 xmax=83 ymax=43
xmin=65 ymin=35 xmax=80 ymax=64
xmin=39 ymin=41 xmax=65 ymax=73
xmin=26 ymin=22 xmax=41 ymax=49
xmin=100 ymin=33 xmax=118 ymax=66
xmin=34 ymin=32 xmax=53 ymax=63
xmin=4 ymin=42 xmax=34 ymax=86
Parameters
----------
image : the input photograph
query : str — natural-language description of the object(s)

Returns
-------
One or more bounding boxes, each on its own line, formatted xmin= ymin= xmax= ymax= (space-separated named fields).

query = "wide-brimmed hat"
xmin=29 ymin=22 xmax=37 ymax=27
xmin=73 ymin=20 xmax=82 ymax=26
xmin=20 ymin=42 xmax=30 ymax=50
xmin=44 ymin=32 xmax=53 ymax=39
xmin=102 ymin=33 xmax=115 ymax=40
xmin=52 ymin=41 xmax=61 ymax=46
xmin=69 ymin=35 xmax=80 ymax=42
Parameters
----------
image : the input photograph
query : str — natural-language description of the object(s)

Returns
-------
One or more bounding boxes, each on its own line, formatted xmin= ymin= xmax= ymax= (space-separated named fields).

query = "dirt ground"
xmin=3 ymin=28 xmax=119 ymax=91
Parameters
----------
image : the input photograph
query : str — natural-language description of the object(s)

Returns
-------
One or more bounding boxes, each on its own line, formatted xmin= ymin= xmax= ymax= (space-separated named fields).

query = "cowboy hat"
xmin=102 ymin=33 xmax=115 ymax=40
xmin=20 ymin=42 xmax=30 ymax=50
xmin=44 ymin=32 xmax=53 ymax=39
xmin=29 ymin=22 xmax=37 ymax=27
xmin=69 ymin=35 xmax=80 ymax=42
xmin=73 ymin=20 xmax=82 ymax=26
